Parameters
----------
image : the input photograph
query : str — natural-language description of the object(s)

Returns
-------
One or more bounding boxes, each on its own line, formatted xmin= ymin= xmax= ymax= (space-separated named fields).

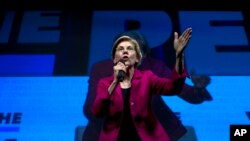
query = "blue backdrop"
xmin=0 ymin=1 xmax=250 ymax=140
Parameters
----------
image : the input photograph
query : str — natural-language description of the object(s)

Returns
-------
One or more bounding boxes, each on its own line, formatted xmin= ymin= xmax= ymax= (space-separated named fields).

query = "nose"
xmin=122 ymin=49 xmax=128 ymax=54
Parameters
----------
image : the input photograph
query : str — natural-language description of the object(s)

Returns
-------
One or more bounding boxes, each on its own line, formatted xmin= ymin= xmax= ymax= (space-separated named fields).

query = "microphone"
xmin=117 ymin=60 xmax=125 ymax=82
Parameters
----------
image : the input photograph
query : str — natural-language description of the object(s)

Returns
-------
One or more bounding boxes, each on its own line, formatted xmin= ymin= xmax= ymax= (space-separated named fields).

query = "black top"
xmin=117 ymin=88 xmax=141 ymax=141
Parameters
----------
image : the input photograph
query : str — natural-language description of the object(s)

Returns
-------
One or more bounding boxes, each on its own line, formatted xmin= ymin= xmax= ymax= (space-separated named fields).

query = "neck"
xmin=120 ymin=66 xmax=134 ymax=89
xmin=126 ymin=66 xmax=134 ymax=80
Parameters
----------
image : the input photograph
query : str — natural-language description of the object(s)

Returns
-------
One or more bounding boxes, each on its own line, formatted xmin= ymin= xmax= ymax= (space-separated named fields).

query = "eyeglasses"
xmin=116 ymin=46 xmax=135 ymax=52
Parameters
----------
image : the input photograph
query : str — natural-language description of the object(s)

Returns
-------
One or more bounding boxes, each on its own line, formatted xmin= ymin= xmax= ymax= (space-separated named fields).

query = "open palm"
xmin=174 ymin=27 xmax=192 ymax=57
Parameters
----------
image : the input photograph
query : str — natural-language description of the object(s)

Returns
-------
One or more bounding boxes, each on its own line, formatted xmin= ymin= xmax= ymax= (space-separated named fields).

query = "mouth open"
xmin=122 ymin=56 xmax=129 ymax=60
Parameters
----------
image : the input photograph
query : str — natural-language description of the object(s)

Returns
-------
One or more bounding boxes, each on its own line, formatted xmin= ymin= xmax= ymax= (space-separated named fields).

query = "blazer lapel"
xmin=131 ymin=69 xmax=143 ymax=93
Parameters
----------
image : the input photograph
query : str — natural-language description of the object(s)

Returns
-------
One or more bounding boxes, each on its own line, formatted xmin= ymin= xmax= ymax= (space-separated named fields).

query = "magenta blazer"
xmin=92 ymin=69 xmax=188 ymax=141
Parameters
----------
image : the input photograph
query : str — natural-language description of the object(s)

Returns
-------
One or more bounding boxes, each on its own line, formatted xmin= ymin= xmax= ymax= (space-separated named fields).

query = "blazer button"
xmin=130 ymin=102 xmax=134 ymax=106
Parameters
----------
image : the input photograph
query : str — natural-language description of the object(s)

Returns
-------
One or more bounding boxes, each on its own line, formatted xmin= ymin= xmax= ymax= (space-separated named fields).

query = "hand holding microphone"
xmin=114 ymin=59 xmax=126 ymax=82
xmin=108 ymin=60 xmax=126 ymax=95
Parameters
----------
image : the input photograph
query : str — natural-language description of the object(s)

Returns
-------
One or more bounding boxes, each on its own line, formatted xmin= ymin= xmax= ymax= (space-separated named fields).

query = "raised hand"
xmin=174 ymin=27 xmax=192 ymax=57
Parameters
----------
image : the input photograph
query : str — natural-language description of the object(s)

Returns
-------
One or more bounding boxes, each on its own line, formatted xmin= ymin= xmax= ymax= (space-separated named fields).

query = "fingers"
xmin=174 ymin=32 xmax=178 ymax=40
xmin=177 ymin=28 xmax=192 ymax=45
xmin=182 ymin=27 xmax=192 ymax=40
xmin=114 ymin=62 xmax=126 ymax=72
xmin=118 ymin=62 xmax=126 ymax=71
xmin=174 ymin=27 xmax=192 ymax=42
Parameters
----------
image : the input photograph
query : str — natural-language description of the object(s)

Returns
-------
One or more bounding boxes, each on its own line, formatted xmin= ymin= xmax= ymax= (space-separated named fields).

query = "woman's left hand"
xmin=174 ymin=27 xmax=192 ymax=57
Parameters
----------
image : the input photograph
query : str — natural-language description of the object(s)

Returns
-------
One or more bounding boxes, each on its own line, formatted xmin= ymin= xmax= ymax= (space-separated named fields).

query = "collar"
xmin=107 ymin=68 xmax=143 ymax=84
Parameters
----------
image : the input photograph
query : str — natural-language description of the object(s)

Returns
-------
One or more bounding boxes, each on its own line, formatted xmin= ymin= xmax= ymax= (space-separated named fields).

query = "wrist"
xmin=176 ymin=52 xmax=184 ymax=59
xmin=112 ymin=79 xmax=118 ymax=85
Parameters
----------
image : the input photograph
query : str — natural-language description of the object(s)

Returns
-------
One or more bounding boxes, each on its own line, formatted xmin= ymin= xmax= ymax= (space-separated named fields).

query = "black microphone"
xmin=117 ymin=60 xmax=125 ymax=82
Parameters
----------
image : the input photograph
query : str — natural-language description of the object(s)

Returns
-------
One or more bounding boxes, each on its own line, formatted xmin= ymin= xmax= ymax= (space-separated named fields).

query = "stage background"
xmin=1 ymin=0 xmax=249 ymax=140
